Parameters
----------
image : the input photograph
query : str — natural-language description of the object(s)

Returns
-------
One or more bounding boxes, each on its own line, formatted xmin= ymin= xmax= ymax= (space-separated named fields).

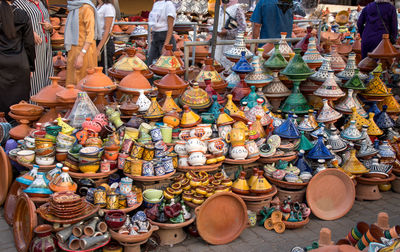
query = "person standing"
xmin=147 ymin=0 xmax=177 ymax=65
xmin=250 ymin=0 xmax=305 ymax=40
xmin=64 ymin=0 xmax=101 ymax=85
xmin=0 ymin=0 xmax=35 ymax=117
xmin=357 ymin=0 xmax=398 ymax=59
xmin=13 ymin=0 xmax=54 ymax=97
xmin=214 ymin=0 xmax=246 ymax=70
xmin=96 ymin=0 xmax=115 ymax=71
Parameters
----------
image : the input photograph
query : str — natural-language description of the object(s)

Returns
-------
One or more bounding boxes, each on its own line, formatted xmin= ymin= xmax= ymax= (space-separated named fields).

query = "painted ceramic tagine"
xmin=108 ymin=47 xmax=153 ymax=81
xmin=31 ymin=76 xmax=66 ymax=123
xmin=179 ymin=83 xmax=212 ymax=110
xmin=329 ymin=45 xmax=346 ymax=72
xmin=195 ymin=58 xmax=227 ymax=93
xmin=307 ymin=134 xmax=334 ymax=160
xmin=302 ymin=37 xmax=323 ymax=69
xmin=342 ymin=143 xmax=369 ymax=175
xmin=377 ymin=91 xmax=400 ymax=115
xmin=336 ymin=53 xmax=368 ymax=82
xmin=327 ymin=127 xmax=348 ymax=153
xmin=313 ymin=71 xmax=345 ymax=102
xmin=180 ymin=105 xmax=201 ymax=128
xmin=280 ymin=48 xmax=314 ymax=114
xmin=81 ymin=67 xmax=117 ymax=113
xmin=316 ymin=99 xmax=342 ymax=123
xmin=149 ymin=44 xmax=185 ymax=76
xmin=263 ymin=72 xmax=291 ymax=111
xmin=265 ymin=32 xmax=294 ymax=61
xmin=335 ymin=89 xmax=367 ymax=116
xmin=273 ymin=113 xmax=300 ymax=139
xmin=361 ymin=72 xmax=392 ymax=101
xmin=341 ymin=120 xmax=362 ymax=141
xmin=309 ymin=55 xmax=341 ymax=85
xmin=342 ymin=69 xmax=367 ymax=91
xmin=375 ymin=105 xmax=395 ymax=130
xmin=264 ymin=43 xmax=288 ymax=72
xmin=231 ymin=51 xmax=255 ymax=102
xmin=224 ymin=32 xmax=253 ymax=62
xmin=162 ymin=91 xmax=182 ymax=113
xmin=154 ymin=70 xmax=189 ymax=97
xmin=245 ymin=56 xmax=273 ymax=88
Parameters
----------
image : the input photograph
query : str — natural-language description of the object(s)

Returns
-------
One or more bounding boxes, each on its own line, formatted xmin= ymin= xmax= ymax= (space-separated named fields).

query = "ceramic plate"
xmin=306 ymin=169 xmax=355 ymax=220
xmin=4 ymin=181 xmax=22 ymax=225
xmin=196 ymin=192 xmax=247 ymax=245
xmin=0 ymin=146 xmax=12 ymax=205
xmin=13 ymin=192 xmax=37 ymax=252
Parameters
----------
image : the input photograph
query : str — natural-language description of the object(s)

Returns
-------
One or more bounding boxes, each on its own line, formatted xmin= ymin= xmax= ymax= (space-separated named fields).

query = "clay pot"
xmin=10 ymin=101 xmax=43 ymax=116
xmin=153 ymin=70 xmax=189 ymax=97
xmin=30 ymin=224 xmax=57 ymax=252
xmin=31 ymin=77 xmax=66 ymax=105
xmin=56 ymin=84 xmax=80 ymax=104
xmin=118 ymin=70 xmax=152 ymax=101
xmin=105 ymin=210 xmax=127 ymax=230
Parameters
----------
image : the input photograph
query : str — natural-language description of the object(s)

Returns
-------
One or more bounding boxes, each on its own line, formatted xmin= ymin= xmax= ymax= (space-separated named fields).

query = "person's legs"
xmin=147 ymin=32 xmax=164 ymax=65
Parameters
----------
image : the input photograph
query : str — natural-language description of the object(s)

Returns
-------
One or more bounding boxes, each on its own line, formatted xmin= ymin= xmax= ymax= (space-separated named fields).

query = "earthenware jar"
xmin=119 ymin=177 xmax=133 ymax=195
xmin=245 ymin=136 xmax=260 ymax=158
xmin=230 ymin=145 xmax=248 ymax=160
xmin=218 ymin=124 xmax=232 ymax=140
xmin=188 ymin=151 xmax=206 ymax=166
xmin=30 ymin=224 xmax=57 ymax=252
xmin=208 ymin=138 xmax=225 ymax=155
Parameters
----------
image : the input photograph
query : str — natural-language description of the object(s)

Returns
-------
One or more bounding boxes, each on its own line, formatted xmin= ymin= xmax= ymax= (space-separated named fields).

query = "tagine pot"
xmin=118 ymin=70 xmax=153 ymax=102
xmin=149 ymin=44 xmax=185 ymax=76
xmin=154 ymin=70 xmax=189 ymax=98
xmin=195 ymin=58 xmax=227 ymax=93
xmin=179 ymin=83 xmax=212 ymax=110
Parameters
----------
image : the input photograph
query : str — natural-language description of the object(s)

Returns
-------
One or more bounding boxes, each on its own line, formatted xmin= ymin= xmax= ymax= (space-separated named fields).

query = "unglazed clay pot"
xmin=153 ymin=70 xmax=189 ymax=97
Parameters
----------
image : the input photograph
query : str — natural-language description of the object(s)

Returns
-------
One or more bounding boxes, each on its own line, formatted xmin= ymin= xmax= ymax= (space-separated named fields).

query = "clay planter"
xmin=276 ymin=187 xmax=306 ymax=203
xmin=153 ymin=70 xmax=189 ymax=97
xmin=149 ymin=217 xmax=195 ymax=246
xmin=13 ymin=192 xmax=37 ymax=252
xmin=10 ymin=101 xmax=43 ymax=116
xmin=196 ymin=192 xmax=248 ymax=245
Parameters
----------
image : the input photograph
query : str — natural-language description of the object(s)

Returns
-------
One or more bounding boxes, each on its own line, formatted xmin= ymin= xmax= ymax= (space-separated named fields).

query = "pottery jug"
xmin=208 ymin=138 xmax=225 ymax=155
xmin=230 ymin=145 xmax=249 ymax=160
xmin=226 ymin=128 xmax=248 ymax=147
xmin=31 ymin=224 xmax=57 ymax=252
xmin=174 ymin=141 xmax=187 ymax=156
xmin=185 ymin=137 xmax=206 ymax=153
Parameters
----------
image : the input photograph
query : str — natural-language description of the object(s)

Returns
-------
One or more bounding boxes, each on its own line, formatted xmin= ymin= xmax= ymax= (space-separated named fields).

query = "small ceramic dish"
xmin=35 ymin=156 xmax=55 ymax=166
xmin=17 ymin=150 xmax=35 ymax=164
xmin=79 ymin=146 xmax=102 ymax=156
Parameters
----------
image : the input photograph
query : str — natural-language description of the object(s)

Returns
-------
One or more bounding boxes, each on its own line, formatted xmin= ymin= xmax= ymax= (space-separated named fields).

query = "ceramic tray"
xmin=149 ymin=216 xmax=195 ymax=230
xmin=306 ymin=169 xmax=355 ymax=221
xmin=102 ymin=200 xmax=142 ymax=214
xmin=356 ymin=173 xmax=396 ymax=186
xmin=68 ymin=168 xmax=118 ymax=179
xmin=177 ymin=162 xmax=223 ymax=172
xmin=259 ymin=153 xmax=297 ymax=163
xmin=37 ymin=201 xmax=100 ymax=224
xmin=0 ymin=147 xmax=12 ymax=205
xmin=224 ymin=156 xmax=260 ymax=165
xmin=13 ymin=192 xmax=37 ymax=252
xmin=266 ymin=175 xmax=309 ymax=190
xmin=109 ymin=224 xmax=158 ymax=243
xmin=235 ymin=185 xmax=277 ymax=202
xmin=57 ymin=236 xmax=110 ymax=252
xmin=124 ymin=170 xmax=176 ymax=182
xmin=4 ymin=180 xmax=20 ymax=226
xmin=195 ymin=192 xmax=248 ymax=245
xmin=282 ymin=217 xmax=309 ymax=229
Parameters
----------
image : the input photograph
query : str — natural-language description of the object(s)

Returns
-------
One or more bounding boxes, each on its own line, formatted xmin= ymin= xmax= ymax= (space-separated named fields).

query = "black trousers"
xmin=96 ymin=38 xmax=115 ymax=71
xmin=147 ymin=31 xmax=176 ymax=65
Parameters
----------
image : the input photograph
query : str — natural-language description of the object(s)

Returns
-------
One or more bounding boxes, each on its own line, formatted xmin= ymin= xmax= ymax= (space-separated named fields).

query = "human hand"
xmin=74 ymin=53 xmax=84 ymax=69
xmin=218 ymin=28 xmax=228 ymax=37
xmin=40 ymin=21 xmax=52 ymax=31
xmin=34 ymin=32 xmax=42 ymax=45
xmin=96 ymin=47 xmax=101 ymax=58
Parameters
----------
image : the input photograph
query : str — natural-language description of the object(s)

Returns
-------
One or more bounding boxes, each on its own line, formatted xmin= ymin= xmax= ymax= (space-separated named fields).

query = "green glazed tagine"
xmin=280 ymin=81 xmax=312 ymax=114
xmin=264 ymin=44 xmax=288 ymax=71
xmin=281 ymin=48 xmax=314 ymax=81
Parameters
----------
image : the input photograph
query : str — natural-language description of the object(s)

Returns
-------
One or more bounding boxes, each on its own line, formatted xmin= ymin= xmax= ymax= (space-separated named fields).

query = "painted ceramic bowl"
xmin=272 ymin=170 xmax=286 ymax=180
xmin=143 ymin=189 xmax=163 ymax=202
xmin=105 ymin=210 xmax=127 ymax=230
xmin=79 ymin=146 xmax=103 ymax=156
xmin=35 ymin=155 xmax=55 ymax=166
xmin=16 ymin=150 xmax=35 ymax=164
xmin=285 ymin=173 xmax=299 ymax=183
xmin=79 ymin=161 xmax=100 ymax=173
xmin=299 ymin=172 xmax=312 ymax=182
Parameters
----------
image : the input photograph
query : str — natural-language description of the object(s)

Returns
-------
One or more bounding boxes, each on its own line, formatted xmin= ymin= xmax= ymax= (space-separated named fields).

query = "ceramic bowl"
xmin=9 ymin=148 xmax=21 ymax=158
xmin=300 ymin=172 xmax=312 ymax=182
xmin=80 ymin=146 xmax=102 ymax=156
xmin=16 ymin=150 xmax=35 ymax=164
xmin=105 ymin=210 xmax=127 ymax=230
xmin=35 ymin=146 xmax=55 ymax=156
xmin=35 ymin=155 xmax=55 ymax=166
xmin=143 ymin=189 xmax=164 ymax=208
xmin=285 ymin=173 xmax=299 ymax=183
xmin=57 ymin=132 xmax=76 ymax=145
xmin=79 ymin=161 xmax=100 ymax=173
xmin=35 ymin=141 xmax=54 ymax=150
xmin=104 ymin=150 xmax=119 ymax=161
xmin=56 ymin=151 xmax=68 ymax=162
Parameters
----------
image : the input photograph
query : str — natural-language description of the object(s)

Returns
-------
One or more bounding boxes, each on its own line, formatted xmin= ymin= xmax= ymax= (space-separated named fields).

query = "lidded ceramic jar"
xmin=224 ymin=32 xmax=253 ymax=62
xmin=30 ymin=224 xmax=57 ymax=252
xmin=195 ymin=58 xmax=227 ymax=93
xmin=179 ymin=83 xmax=212 ymax=109
xmin=316 ymin=99 xmax=342 ymax=123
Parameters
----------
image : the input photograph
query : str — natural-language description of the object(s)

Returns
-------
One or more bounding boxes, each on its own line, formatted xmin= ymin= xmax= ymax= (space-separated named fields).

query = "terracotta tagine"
xmin=81 ymin=67 xmax=117 ymax=113
xmin=149 ymin=44 xmax=185 ymax=76
xmin=154 ymin=70 xmax=189 ymax=97
xmin=368 ymin=34 xmax=400 ymax=71
xmin=108 ymin=47 xmax=153 ymax=81
xmin=358 ymin=56 xmax=377 ymax=74
xmin=179 ymin=83 xmax=212 ymax=109
xmin=31 ymin=76 xmax=66 ymax=123
xmin=118 ymin=70 xmax=153 ymax=102
xmin=119 ymin=96 xmax=139 ymax=116
xmin=195 ymin=58 xmax=227 ymax=93
xmin=162 ymin=91 xmax=182 ymax=113
xmin=9 ymin=119 xmax=33 ymax=140
xmin=352 ymin=34 xmax=362 ymax=64
xmin=224 ymin=32 xmax=253 ymax=62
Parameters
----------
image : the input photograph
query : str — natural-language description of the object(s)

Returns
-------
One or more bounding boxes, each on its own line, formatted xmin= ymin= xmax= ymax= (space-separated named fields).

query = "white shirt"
xmin=97 ymin=3 xmax=116 ymax=37
xmin=148 ymin=0 xmax=176 ymax=32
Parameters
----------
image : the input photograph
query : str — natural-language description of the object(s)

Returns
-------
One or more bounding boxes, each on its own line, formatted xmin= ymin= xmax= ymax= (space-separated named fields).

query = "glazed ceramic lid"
xmin=357 ymin=56 xmax=377 ymax=73
xmin=310 ymin=55 xmax=342 ymax=83
xmin=118 ymin=70 xmax=152 ymax=93
xmin=368 ymin=34 xmax=400 ymax=59
xmin=302 ymin=37 xmax=323 ymax=64
xmin=196 ymin=192 xmax=247 ymax=245
xmin=306 ymin=169 xmax=355 ymax=220
xmin=112 ymin=47 xmax=149 ymax=71
xmin=56 ymin=85 xmax=80 ymax=103
xmin=179 ymin=83 xmax=212 ymax=109
xmin=31 ymin=77 xmax=66 ymax=105
xmin=195 ymin=58 xmax=224 ymax=83
xmin=82 ymin=67 xmax=116 ymax=92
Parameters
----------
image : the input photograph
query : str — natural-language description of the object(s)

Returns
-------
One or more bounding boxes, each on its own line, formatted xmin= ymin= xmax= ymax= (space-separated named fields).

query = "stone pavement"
xmin=1 ymin=191 xmax=400 ymax=252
